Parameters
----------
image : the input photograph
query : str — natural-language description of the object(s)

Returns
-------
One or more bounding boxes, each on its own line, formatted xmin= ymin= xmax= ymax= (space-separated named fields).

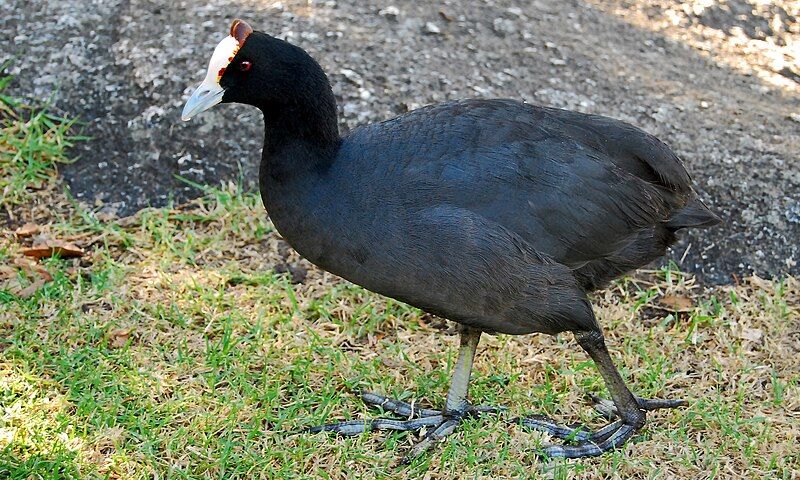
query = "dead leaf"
xmin=109 ymin=328 xmax=133 ymax=349
xmin=30 ymin=179 xmax=49 ymax=189
xmin=14 ymin=222 xmax=41 ymax=238
xmin=93 ymin=426 xmax=127 ymax=452
xmin=739 ymin=327 xmax=763 ymax=342
xmin=13 ymin=257 xmax=53 ymax=281
xmin=658 ymin=294 xmax=694 ymax=312
xmin=17 ymin=278 xmax=46 ymax=298
xmin=0 ymin=258 xmax=53 ymax=297
xmin=0 ymin=277 xmax=23 ymax=295
xmin=0 ymin=265 xmax=16 ymax=280
xmin=22 ymin=240 xmax=84 ymax=259
xmin=381 ymin=356 xmax=403 ymax=368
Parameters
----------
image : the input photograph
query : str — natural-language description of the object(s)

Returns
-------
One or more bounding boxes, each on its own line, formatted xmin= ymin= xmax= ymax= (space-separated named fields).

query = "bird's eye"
xmin=238 ymin=61 xmax=252 ymax=72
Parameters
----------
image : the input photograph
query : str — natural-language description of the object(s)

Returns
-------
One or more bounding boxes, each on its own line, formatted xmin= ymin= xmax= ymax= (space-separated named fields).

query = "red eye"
xmin=238 ymin=61 xmax=252 ymax=72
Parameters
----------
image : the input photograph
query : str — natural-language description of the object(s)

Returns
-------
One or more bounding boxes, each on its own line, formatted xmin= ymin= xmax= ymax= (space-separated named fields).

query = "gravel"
xmin=1 ymin=0 xmax=798 ymax=283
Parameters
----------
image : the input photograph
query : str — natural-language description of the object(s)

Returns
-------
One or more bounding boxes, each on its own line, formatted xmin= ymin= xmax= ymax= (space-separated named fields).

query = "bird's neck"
xmin=256 ymin=86 xmax=343 ymax=266
xmin=257 ymin=78 xmax=340 ymax=170
xmin=256 ymin=80 xmax=340 ymax=226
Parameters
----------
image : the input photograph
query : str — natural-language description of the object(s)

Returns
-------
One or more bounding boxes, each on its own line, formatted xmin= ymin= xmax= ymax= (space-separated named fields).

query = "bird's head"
xmin=181 ymin=19 xmax=253 ymax=121
xmin=181 ymin=19 xmax=334 ymax=125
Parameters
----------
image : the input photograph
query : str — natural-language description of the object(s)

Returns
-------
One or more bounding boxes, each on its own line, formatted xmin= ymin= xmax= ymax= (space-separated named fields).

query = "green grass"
xmin=0 ymin=72 xmax=85 ymax=206
xmin=1 ymin=81 xmax=798 ymax=479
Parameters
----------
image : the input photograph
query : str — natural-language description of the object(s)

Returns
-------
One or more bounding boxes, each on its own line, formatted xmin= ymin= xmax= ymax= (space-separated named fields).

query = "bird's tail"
xmin=664 ymin=197 xmax=721 ymax=231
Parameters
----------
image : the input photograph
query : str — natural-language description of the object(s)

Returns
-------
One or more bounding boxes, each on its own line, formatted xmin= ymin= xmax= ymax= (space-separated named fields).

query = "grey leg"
xmin=399 ymin=326 xmax=483 ymax=463
xmin=444 ymin=325 xmax=482 ymax=415
xmin=518 ymin=397 xmax=685 ymax=443
xmin=517 ymin=330 xmax=685 ymax=458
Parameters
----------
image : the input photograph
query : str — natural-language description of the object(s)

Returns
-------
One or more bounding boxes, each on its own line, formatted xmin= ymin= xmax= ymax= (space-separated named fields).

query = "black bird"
xmin=182 ymin=20 xmax=720 ymax=461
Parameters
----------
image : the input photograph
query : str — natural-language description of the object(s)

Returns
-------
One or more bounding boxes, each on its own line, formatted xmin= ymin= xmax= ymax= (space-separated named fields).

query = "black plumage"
xmin=183 ymin=23 xmax=720 ymax=461
xmin=260 ymin=97 xmax=716 ymax=336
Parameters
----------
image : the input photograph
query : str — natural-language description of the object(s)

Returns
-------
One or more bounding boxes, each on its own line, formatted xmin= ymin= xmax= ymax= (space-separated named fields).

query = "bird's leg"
xmin=543 ymin=330 xmax=644 ymax=458
xmin=519 ymin=330 xmax=685 ymax=458
xmin=401 ymin=325 xmax=482 ymax=462
xmin=308 ymin=326 xmax=498 ymax=463
xmin=445 ymin=325 xmax=482 ymax=416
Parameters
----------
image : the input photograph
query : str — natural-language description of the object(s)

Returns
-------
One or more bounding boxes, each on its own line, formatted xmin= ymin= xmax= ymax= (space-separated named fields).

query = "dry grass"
xmin=1 ymin=83 xmax=798 ymax=480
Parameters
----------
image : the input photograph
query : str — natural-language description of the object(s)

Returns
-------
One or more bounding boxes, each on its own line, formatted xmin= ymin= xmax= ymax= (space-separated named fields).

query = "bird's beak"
xmin=181 ymin=80 xmax=225 ymax=121
xmin=182 ymin=22 xmax=253 ymax=121
xmin=182 ymin=21 xmax=252 ymax=121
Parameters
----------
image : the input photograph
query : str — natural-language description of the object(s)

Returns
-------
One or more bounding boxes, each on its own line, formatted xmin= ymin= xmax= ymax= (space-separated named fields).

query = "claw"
xmin=401 ymin=418 xmax=461 ymax=464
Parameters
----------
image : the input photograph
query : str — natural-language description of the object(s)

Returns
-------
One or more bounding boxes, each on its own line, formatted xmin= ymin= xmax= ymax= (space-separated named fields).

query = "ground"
xmin=1 ymin=0 xmax=798 ymax=282
xmin=1 ymin=84 xmax=799 ymax=478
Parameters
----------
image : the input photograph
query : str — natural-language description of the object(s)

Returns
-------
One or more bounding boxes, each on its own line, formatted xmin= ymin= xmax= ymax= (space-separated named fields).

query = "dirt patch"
xmin=1 ymin=0 xmax=798 ymax=283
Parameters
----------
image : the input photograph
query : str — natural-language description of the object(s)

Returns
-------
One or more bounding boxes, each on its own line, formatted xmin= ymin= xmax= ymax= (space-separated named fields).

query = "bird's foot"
xmin=307 ymin=391 xmax=504 ymax=464
xmin=515 ymin=395 xmax=687 ymax=459
xmin=516 ymin=415 xmax=638 ymax=458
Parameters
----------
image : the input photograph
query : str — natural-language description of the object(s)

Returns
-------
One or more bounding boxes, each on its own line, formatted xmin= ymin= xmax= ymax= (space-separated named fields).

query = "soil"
xmin=1 ymin=0 xmax=798 ymax=283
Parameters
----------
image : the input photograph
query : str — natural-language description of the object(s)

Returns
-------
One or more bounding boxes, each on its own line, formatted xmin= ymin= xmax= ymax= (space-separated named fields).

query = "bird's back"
xmin=339 ymin=99 xmax=716 ymax=273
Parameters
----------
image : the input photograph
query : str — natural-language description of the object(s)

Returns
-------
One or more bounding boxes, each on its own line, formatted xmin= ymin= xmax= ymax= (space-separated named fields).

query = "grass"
xmin=0 ymin=85 xmax=798 ymax=480
xmin=0 ymin=72 xmax=84 ymax=208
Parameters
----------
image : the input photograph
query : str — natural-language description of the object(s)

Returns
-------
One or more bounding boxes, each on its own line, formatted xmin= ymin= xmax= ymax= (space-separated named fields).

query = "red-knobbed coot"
xmin=182 ymin=20 xmax=720 ymax=461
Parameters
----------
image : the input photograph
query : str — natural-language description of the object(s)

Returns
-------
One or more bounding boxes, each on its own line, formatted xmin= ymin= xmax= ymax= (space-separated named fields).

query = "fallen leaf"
xmin=0 ymin=258 xmax=53 ymax=298
xmin=26 ymin=179 xmax=48 ymax=190
xmin=658 ymin=294 xmax=694 ymax=312
xmin=109 ymin=328 xmax=133 ymax=349
xmin=0 ymin=265 xmax=16 ymax=279
xmin=17 ymin=278 xmax=46 ymax=298
xmin=0 ymin=277 xmax=21 ymax=294
xmin=94 ymin=426 xmax=127 ymax=450
xmin=13 ymin=257 xmax=53 ymax=281
xmin=22 ymin=241 xmax=84 ymax=259
xmin=14 ymin=222 xmax=41 ymax=238
xmin=739 ymin=327 xmax=763 ymax=342
xmin=381 ymin=356 xmax=403 ymax=368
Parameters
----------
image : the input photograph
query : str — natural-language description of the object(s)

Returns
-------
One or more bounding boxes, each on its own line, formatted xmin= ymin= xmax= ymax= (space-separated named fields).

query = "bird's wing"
xmin=538 ymin=106 xmax=692 ymax=194
xmin=348 ymin=100 xmax=692 ymax=267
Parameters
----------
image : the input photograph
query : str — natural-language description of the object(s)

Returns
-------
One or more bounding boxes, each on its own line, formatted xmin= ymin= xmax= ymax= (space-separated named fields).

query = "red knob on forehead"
xmin=230 ymin=19 xmax=253 ymax=46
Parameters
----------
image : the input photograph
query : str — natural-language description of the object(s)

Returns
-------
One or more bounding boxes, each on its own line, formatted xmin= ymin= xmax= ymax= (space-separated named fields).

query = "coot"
xmin=182 ymin=20 xmax=720 ymax=461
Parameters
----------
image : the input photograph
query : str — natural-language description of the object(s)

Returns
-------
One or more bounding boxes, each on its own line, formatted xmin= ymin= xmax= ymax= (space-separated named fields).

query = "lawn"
xmin=1 ymin=84 xmax=798 ymax=479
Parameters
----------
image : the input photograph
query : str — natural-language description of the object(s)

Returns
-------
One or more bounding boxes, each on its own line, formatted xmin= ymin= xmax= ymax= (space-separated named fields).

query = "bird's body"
xmin=261 ymin=99 xmax=714 ymax=335
xmin=182 ymin=22 xmax=720 ymax=460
